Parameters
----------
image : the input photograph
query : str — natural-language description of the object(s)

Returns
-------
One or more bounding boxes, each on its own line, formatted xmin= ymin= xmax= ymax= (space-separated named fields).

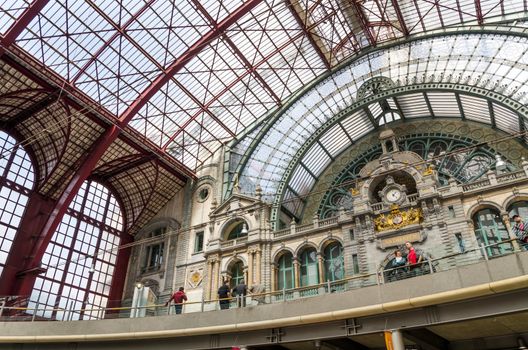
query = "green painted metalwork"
xmin=318 ymin=133 xmax=514 ymax=219
xmin=225 ymin=24 xmax=528 ymax=201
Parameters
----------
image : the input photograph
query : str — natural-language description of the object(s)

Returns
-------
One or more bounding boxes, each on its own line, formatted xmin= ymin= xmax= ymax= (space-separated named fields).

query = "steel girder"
xmin=6 ymin=0 xmax=264 ymax=295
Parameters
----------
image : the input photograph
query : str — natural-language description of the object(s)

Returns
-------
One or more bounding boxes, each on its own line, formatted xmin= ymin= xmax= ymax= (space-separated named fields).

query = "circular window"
xmin=197 ymin=187 xmax=210 ymax=202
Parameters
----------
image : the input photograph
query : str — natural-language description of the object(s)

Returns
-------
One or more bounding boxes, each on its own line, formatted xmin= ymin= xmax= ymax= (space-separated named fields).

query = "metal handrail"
xmin=0 ymin=238 xmax=523 ymax=321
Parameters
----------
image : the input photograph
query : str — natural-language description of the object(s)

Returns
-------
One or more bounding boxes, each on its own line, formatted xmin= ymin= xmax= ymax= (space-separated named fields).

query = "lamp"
xmin=241 ymin=223 xmax=248 ymax=235
xmin=135 ymin=282 xmax=144 ymax=289
xmin=495 ymin=154 xmax=507 ymax=174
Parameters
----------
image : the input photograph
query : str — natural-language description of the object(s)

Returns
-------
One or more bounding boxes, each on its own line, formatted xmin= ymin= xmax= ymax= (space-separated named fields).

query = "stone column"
xmin=247 ymin=249 xmax=254 ymax=286
xmin=255 ymin=249 xmax=262 ymax=285
xmin=206 ymin=259 xmax=214 ymax=299
xmin=211 ymin=259 xmax=220 ymax=298
xmin=502 ymin=213 xmax=521 ymax=251
xmin=293 ymin=258 xmax=301 ymax=288
xmin=317 ymin=253 xmax=325 ymax=284
xmin=270 ymin=263 xmax=277 ymax=291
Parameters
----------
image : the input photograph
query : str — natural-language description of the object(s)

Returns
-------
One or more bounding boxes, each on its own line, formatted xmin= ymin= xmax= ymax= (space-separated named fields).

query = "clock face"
xmin=386 ymin=188 xmax=402 ymax=203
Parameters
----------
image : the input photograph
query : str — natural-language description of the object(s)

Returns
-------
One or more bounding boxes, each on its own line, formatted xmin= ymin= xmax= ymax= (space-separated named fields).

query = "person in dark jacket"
xmin=232 ymin=280 xmax=247 ymax=307
xmin=217 ymin=281 xmax=230 ymax=310
xmin=389 ymin=250 xmax=407 ymax=281
xmin=165 ymin=287 xmax=187 ymax=314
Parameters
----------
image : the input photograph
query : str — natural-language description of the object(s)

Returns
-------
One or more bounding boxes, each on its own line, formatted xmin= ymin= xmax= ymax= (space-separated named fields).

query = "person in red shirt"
xmin=405 ymin=241 xmax=417 ymax=264
xmin=166 ymin=287 xmax=187 ymax=314
xmin=405 ymin=241 xmax=424 ymax=276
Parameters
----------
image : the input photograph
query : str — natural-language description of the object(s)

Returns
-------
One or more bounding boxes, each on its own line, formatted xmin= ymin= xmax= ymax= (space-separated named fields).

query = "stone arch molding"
xmin=219 ymin=217 xmax=249 ymax=241
xmin=466 ymin=201 xmax=505 ymax=219
xmin=222 ymin=256 xmax=247 ymax=274
xmin=294 ymin=242 xmax=319 ymax=257
xmin=272 ymin=247 xmax=295 ymax=263
xmin=318 ymin=237 xmax=344 ymax=253
xmin=136 ymin=217 xmax=181 ymax=239
xmin=502 ymin=193 xmax=528 ymax=211
xmin=303 ymin=120 xmax=527 ymax=224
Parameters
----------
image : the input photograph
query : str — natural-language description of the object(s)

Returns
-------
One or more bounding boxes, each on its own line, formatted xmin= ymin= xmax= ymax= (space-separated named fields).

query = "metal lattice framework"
xmin=1 ymin=0 xmax=527 ymax=170
xmin=318 ymin=134 xmax=513 ymax=220
xmin=228 ymin=29 xmax=528 ymax=227
xmin=0 ymin=1 xmax=528 ymax=296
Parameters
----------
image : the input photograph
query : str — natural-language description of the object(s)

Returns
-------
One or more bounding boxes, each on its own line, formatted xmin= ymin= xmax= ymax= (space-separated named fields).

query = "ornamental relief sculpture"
xmin=373 ymin=204 xmax=423 ymax=232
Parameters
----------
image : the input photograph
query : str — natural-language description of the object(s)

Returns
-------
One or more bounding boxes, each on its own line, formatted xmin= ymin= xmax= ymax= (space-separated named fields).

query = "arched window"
xmin=299 ymin=248 xmax=319 ymax=287
xmin=29 ymin=180 xmax=123 ymax=320
xmin=277 ymin=252 xmax=294 ymax=290
xmin=142 ymin=227 xmax=166 ymax=273
xmin=0 ymin=131 xmax=34 ymax=278
xmin=229 ymin=261 xmax=244 ymax=289
xmin=225 ymin=220 xmax=248 ymax=240
xmin=508 ymin=200 xmax=528 ymax=219
xmin=473 ymin=208 xmax=513 ymax=257
xmin=323 ymin=242 xmax=344 ymax=282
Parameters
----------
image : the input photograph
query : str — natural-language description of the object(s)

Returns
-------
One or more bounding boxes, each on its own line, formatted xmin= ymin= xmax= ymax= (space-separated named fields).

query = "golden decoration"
xmin=350 ymin=188 xmax=360 ymax=196
xmin=422 ymin=165 xmax=434 ymax=175
xmin=373 ymin=204 xmax=423 ymax=232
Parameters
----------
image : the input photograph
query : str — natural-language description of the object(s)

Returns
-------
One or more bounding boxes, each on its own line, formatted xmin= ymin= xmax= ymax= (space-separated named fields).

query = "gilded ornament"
xmin=373 ymin=205 xmax=423 ymax=232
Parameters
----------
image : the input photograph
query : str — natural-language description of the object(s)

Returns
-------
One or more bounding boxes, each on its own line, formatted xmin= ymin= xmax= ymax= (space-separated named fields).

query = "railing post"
xmin=480 ymin=243 xmax=489 ymax=261
xmin=0 ymin=299 xmax=5 ymax=319
xmin=31 ymin=302 xmax=39 ymax=322
xmin=68 ymin=300 xmax=74 ymax=321
xmin=282 ymin=288 xmax=286 ymax=301
xmin=428 ymin=259 xmax=434 ymax=274
xmin=201 ymin=297 xmax=205 ymax=312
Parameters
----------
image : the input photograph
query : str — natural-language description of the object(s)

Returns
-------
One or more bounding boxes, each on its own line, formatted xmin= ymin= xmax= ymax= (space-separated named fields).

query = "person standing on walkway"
xmin=166 ymin=287 xmax=187 ymax=314
xmin=232 ymin=280 xmax=247 ymax=308
xmin=218 ymin=281 xmax=231 ymax=310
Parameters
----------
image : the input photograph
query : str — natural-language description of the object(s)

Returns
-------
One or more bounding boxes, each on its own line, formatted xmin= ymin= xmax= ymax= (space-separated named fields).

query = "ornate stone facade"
xmin=125 ymin=124 xmax=528 ymax=310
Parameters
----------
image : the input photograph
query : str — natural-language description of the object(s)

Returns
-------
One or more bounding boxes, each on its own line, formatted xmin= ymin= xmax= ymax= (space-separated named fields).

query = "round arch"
xmin=502 ymin=193 xmax=528 ymax=212
xmin=272 ymin=247 xmax=295 ymax=264
xmin=219 ymin=218 xmax=249 ymax=241
xmin=318 ymin=237 xmax=344 ymax=253
xmin=225 ymin=30 xmax=528 ymax=229
xmin=294 ymin=242 xmax=319 ymax=258
xmin=466 ymin=201 xmax=505 ymax=220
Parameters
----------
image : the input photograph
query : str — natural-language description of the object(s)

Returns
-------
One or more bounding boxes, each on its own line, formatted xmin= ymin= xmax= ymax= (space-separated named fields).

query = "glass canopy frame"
xmin=1 ymin=0 xmax=527 ymax=171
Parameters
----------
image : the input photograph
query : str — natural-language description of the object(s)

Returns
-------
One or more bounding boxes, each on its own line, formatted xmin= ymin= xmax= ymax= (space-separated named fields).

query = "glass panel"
xmin=473 ymin=208 xmax=513 ymax=257
xmin=324 ymin=242 xmax=344 ymax=282
xmin=29 ymin=180 xmax=122 ymax=320
xmin=277 ymin=253 xmax=294 ymax=290
xmin=299 ymin=248 xmax=319 ymax=287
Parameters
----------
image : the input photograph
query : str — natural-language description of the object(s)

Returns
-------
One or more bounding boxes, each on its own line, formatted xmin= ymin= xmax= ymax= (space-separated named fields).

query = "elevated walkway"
xmin=1 ymin=251 xmax=528 ymax=349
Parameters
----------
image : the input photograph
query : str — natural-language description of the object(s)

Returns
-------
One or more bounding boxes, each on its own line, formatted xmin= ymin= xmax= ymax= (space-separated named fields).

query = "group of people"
xmin=387 ymin=241 xmax=428 ymax=282
xmin=512 ymin=214 xmax=528 ymax=249
xmin=164 ymin=217 xmax=528 ymax=313
xmin=165 ymin=281 xmax=265 ymax=314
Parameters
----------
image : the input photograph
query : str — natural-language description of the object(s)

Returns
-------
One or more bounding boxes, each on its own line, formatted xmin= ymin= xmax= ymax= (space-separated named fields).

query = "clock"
xmin=385 ymin=188 xmax=402 ymax=203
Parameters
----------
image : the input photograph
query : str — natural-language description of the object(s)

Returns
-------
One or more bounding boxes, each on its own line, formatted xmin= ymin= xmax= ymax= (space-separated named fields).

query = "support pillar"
xmin=317 ymin=253 xmax=325 ymax=284
xmin=212 ymin=259 xmax=220 ymax=297
xmin=247 ymin=250 xmax=254 ymax=286
xmin=293 ymin=258 xmax=300 ymax=288
xmin=255 ymin=249 xmax=261 ymax=285
xmin=391 ymin=329 xmax=405 ymax=350
xmin=502 ymin=213 xmax=521 ymax=251
xmin=270 ymin=263 xmax=277 ymax=292
xmin=206 ymin=260 xmax=214 ymax=299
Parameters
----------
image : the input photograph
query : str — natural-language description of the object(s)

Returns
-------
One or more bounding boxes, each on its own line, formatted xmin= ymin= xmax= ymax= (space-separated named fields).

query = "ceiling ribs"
xmin=28 ymin=0 xmax=265 ymax=275
xmin=285 ymin=0 xmax=332 ymax=69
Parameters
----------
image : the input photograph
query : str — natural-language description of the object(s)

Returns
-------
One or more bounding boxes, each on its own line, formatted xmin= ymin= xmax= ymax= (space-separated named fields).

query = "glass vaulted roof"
xmin=237 ymin=31 xmax=528 ymax=209
xmin=1 ymin=0 xmax=527 ymax=171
